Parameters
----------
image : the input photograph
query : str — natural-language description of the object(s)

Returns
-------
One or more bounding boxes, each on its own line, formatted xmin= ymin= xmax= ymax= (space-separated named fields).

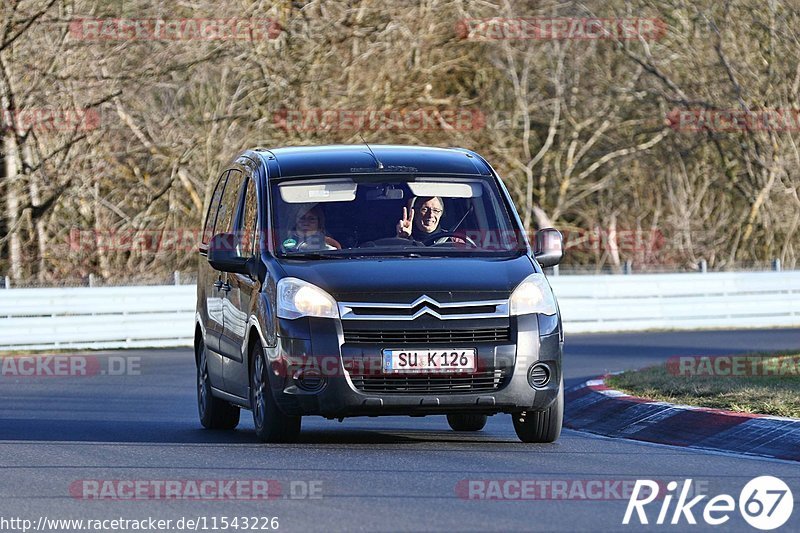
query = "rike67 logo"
xmin=624 ymin=477 xmax=793 ymax=530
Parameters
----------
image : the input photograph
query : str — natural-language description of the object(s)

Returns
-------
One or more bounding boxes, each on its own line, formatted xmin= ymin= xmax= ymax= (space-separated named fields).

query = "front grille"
xmin=339 ymin=296 xmax=509 ymax=321
xmin=343 ymin=327 xmax=511 ymax=344
xmin=349 ymin=369 xmax=507 ymax=394
xmin=347 ymin=304 xmax=499 ymax=317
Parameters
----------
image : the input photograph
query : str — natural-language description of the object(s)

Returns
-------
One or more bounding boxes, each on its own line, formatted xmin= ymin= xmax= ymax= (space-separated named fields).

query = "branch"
xmin=0 ymin=0 xmax=59 ymax=53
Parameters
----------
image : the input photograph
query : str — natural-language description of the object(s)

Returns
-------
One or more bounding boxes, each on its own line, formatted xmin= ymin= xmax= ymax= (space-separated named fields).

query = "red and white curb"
xmin=565 ymin=376 xmax=800 ymax=462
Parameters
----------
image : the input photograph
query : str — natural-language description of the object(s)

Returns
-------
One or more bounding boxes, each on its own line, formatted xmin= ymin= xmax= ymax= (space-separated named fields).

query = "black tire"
xmin=197 ymin=338 xmax=240 ymax=430
xmin=512 ymin=378 xmax=563 ymax=443
xmin=447 ymin=413 xmax=488 ymax=432
xmin=250 ymin=343 xmax=301 ymax=443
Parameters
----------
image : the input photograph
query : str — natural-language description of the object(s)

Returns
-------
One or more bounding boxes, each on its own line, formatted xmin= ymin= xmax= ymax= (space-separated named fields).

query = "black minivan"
xmin=195 ymin=145 xmax=564 ymax=443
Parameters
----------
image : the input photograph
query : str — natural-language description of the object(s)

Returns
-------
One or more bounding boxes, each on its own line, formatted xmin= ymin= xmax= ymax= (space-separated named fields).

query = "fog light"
xmin=527 ymin=363 xmax=550 ymax=388
xmin=293 ymin=368 xmax=325 ymax=392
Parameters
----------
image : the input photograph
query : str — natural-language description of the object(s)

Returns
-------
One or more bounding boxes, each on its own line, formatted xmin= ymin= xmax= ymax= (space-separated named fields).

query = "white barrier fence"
xmin=1 ymin=271 xmax=799 ymax=350
xmin=548 ymin=271 xmax=800 ymax=333
xmin=0 ymin=285 xmax=197 ymax=350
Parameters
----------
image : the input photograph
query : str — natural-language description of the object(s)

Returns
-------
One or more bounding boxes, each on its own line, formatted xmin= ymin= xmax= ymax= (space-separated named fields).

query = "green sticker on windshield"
xmin=283 ymin=238 xmax=298 ymax=249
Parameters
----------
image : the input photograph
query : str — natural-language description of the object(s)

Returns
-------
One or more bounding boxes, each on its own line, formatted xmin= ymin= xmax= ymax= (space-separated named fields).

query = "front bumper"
xmin=265 ymin=314 xmax=562 ymax=418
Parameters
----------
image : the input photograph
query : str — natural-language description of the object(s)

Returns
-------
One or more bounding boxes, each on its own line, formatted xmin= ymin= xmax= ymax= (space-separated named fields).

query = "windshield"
xmin=270 ymin=175 xmax=527 ymax=258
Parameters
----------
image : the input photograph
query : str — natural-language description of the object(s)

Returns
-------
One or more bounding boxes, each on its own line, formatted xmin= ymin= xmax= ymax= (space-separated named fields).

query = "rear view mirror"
xmin=208 ymin=233 xmax=250 ymax=275
xmin=366 ymin=187 xmax=404 ymax=201
xmin=533 ymin=228 xmax=563 ymax=268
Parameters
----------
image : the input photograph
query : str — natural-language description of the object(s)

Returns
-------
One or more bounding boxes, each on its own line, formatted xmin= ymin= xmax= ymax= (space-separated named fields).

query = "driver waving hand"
xmin=396 ymin=196 xmax=463 ymax=244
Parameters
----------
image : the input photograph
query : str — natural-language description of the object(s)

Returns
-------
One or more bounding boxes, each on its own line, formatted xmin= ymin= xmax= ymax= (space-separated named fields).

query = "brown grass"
xmin=605 ymin=354 xmax=800 ymax=418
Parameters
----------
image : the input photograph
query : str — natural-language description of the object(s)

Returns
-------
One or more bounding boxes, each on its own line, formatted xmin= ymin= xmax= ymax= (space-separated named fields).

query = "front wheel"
xmin=197 ymin=339 xmax=240 ymax=430
xmin=512 ymin=378 xmax=563 ymax=443
xmin=447 ymin=413 xmax=488 ymax=432
xmin=250 ymin=344 xmax=301 ymax=443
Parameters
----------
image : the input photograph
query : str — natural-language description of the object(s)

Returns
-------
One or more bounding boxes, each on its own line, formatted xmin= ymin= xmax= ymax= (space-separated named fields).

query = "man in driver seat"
xmin=396 ymin=196 xmax=462 ymax=244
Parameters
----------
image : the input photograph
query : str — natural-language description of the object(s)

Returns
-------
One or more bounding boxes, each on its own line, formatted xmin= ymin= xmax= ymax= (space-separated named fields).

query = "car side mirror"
xmin=208 ymin=233 xmax=250 ymax=275
xmin=533 ymin=228 xmax=563 ymax=268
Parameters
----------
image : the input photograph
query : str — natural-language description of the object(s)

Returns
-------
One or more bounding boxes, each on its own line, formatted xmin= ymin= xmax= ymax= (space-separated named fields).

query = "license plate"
xmin=382 ymin=348 xmax=476 ymax=373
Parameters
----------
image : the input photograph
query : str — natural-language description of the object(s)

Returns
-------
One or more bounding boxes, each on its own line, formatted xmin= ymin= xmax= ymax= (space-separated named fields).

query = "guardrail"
xmin=548 ymin=271 xmax=800 ymax=333
xmin=0 ymin=285 xmax=196 ymax=350
xmin=1 ymin=271 xmax=798 ymax=350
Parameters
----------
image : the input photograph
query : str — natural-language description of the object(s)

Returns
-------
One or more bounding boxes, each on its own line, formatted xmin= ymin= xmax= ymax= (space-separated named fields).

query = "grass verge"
xmin=605 ymin=353 xmax=800 ymax=419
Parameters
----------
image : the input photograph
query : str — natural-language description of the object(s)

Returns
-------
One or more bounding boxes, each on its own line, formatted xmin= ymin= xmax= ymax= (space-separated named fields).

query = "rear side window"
xmin=238 ymin=177 xmax=259 ymax=257
xmin=215 ymin=169 xmax=245 ymax=235
xmin=202 ymin=170 xmax=229 ymax=245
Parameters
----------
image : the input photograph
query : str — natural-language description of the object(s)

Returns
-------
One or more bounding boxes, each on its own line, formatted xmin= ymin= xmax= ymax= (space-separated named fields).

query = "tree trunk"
xmin=24 ymin=144 xmax=48 ymax=281
xmin=4 ymin=131 xmax=22 ymax=280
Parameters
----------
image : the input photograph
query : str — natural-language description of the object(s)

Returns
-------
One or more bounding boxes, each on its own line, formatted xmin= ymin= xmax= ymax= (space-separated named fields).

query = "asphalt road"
xmin=1 ymin=328 xmax=799 ymax=532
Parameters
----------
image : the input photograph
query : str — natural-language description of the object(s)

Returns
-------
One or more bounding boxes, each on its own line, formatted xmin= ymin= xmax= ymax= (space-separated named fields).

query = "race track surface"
xmin=2 ymin=329 xmax=799 ymax=532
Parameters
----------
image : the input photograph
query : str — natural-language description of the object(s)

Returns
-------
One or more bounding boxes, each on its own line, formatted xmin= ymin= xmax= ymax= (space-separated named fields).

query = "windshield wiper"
xmin=351 ymin=249 xmax=426 ymax=257
xmin=281 ymin=252 xmax=346 ymax=260
xmin=371 ymin=253 xmax=423 ymax=258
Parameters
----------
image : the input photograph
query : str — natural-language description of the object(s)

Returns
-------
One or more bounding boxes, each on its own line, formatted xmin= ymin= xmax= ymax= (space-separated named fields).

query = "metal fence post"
xmin=772 ymin=259 xmax=781 ymax=272
xmin=699 ymin=259 xmax=707 ymax=273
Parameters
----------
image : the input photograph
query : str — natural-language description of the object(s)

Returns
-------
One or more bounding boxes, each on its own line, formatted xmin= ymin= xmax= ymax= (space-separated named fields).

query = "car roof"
xmin=252 ymin=144 xmax=492 ymax=179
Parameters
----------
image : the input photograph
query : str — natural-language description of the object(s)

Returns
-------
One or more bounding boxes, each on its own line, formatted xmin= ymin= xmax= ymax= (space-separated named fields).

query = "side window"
xmin=201 ymin=171 xmax=229 ymax=245
xmin=238 ymin=177 xmax=258 ymax=257
xmin=215 ymin=169 xmax=245 ymax=235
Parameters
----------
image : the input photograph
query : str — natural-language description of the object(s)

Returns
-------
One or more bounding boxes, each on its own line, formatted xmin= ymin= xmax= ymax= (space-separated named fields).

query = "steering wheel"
xmin=362 ymin=237 xmax=425 ymax=248
xmin=420 ymin=231 xmax=478 ymax=248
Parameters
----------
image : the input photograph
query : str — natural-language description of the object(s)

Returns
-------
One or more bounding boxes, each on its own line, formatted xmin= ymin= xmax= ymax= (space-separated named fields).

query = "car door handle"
xmin=214 ymin=280 xmax=232 ymax=292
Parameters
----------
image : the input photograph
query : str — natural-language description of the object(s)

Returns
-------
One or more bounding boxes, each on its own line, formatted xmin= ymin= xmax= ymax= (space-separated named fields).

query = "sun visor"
xmin=407 ymin=181 xmax=482 ymax=198
xmin=279 ymin=179 xmax=357 ymax=203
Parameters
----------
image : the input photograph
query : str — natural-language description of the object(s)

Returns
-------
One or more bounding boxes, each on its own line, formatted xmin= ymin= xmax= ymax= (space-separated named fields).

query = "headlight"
xmin=509 ymin=273 xmax=557 ymax=316
xmin=277 ymin=278 xmax=339 ymax=319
